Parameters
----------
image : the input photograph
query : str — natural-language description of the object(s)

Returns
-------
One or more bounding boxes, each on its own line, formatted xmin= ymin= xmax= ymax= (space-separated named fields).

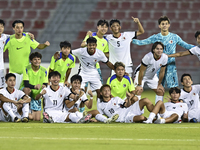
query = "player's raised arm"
xmin=168 ymin=50 xmax=191 ymax=58
xmin=81 ymin=31 xmax=93 ymax=47
xmin=105 ymin=61 xmax=115 ymax=70
xmin=132 ymin=17 xmax=144 ymax=36
xmin=21 ymin=95 xmax=31 ymax=103
xmin=37 ymin=41 xmax=50 ymax=49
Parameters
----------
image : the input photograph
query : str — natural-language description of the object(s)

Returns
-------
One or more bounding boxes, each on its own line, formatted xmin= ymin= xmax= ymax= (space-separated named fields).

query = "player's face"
xmin=110 ymin=22 xmax=121 ymax=34
xmin=87 ymin=43 xmax=97 ymax=54
xmin=0 ymin=24 xmax=4 ymax=35
xmin=31 ymin=57 xmax=41 ymax=67
xmin=49 ymin=75 xmax=60 ymax=86
xmin=71 ymin=79 xmax=81 ymax=90
xmin=6 ymin=77 xmax=16 ymax=88
xmin=153 ymin=44 xmax=163 ymax=58
xmin=13 ymin=23 xmax=24 ymax=35
xmin=97 ymin=24 xmax=108 ymax=35
xmin=115 ymin=66 xmax=125 ymax=77
xmin=170 ymin=91 xmax=180 ymax=102
xmin=197 ymin=34 xmax=200 ymax=45
xmin=159 ymin=21 xmax=170 ymax=32
xmin=61 ymin=47 xmax=71 ymax=57
xmin=100 ymin=87 xmax=111 ymax=100
xmin=181 ymin=76 xmax=193 ymax=88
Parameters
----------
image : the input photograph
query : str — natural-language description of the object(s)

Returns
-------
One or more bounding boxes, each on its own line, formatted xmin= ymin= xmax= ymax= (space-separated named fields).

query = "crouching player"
xmin=97 ymin=84 xmax=155 ymax=123
xmin=0 ymin=73 xmax=31 ymax=122
xmin=144 ymin=87 xmax=188 ymax=124
xmin=36 ymin=71 xmax=92 ymax=123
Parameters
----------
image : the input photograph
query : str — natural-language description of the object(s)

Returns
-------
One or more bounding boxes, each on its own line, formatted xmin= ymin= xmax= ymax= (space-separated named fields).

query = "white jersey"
xmin=0 ymin=34 xmax=10 ymax=70
xmin=65 ymin=89 xmax=88 ymax=111
xmin=106 ymin=32 xmax=136 ymax=67
xmin=164 ymin=102 xmax=188 ymax=117
xmin=140 ymin=52 xmax=168 ymax=79
xmin=0 ymin=87 xmax=25 ymax=111
xmin=179 ymin=85 xmax=200 ymax=110
xmin=189 ymin=45 xmax=200 ymax=61
xmin=42 ymin=86 xmax=71 ymax=111
xmin=97 ymin=97 xmax=128 ymax=122
xmin=72 ymin=47 xmax=108 ymax=76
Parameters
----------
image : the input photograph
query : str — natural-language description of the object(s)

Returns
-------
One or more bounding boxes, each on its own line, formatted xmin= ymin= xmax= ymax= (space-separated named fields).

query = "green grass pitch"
xmin=0 ymin=90 xmax=200 ymax=150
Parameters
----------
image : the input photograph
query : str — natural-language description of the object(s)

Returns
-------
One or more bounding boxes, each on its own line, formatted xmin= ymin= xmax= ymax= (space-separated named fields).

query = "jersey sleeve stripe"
xmin=188 ymin=49 xmax=194 ymax=55
xmin=162 ymin=64 xmax=167 ymax=67
xmin=141 ymin=61 xmax=148 ymax=67
xmin=5 ymin=37 xmax=10 ymax=46
xmin=123 ymin=75 xmax=131 ymax=84
xmin=68 ymin=54 xmax=75 ymax=62
xmin=92 ymin=32 xmax=97 ymax=36
xmin=109 ymin=74 xmax=117 ymax=84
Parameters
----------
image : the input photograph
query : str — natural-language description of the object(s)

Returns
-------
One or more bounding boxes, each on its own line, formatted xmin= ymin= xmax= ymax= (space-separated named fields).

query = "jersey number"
xmin=189 ymin=100 xmax=194 ymax=106
xmin=117 ymin=41 xmax=120 ymax=47
xmin=53 ymin=100 xmax=57 ymax=105
xmin=108 ymin=108 xmax=115 ymax=114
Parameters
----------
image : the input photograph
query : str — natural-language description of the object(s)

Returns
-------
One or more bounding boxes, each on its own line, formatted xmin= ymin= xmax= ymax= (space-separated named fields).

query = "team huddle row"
xmin=0 ymin=15 xmax=200 ymax=124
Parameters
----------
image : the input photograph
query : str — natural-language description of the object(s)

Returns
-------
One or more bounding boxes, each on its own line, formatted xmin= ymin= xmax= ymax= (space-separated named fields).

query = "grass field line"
xmin=0 ymin=126 xmax=101 ymax=129
xmin=0 ymin=137 xmax=200 ymax=142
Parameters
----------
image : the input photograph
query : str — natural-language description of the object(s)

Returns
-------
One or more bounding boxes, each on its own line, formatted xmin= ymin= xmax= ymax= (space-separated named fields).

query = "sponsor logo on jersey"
xmin=152 ymin=68 xmax=155 ymax=72
xmin=173 ymin=107 xmax=176 ymax=109
xmin=16 ymin=47 xmax=23 ymax=50
xmin=123 ymin=84 xmax=126 ymax=87
xmin=169 ymin=40 xmax=173 ymax=44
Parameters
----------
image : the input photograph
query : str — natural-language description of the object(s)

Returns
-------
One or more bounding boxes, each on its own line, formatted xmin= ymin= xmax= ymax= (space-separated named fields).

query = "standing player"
xmin=144 ymin=87 xmax=188 ymax=124
xmin=134 ymin=42 xmax=168 ymax=103
xmin=71 ymin=37 xmax=115 ymax=98
xmin=36 ymin=71 xmax=92 ymax=123
xmin=168 ymin=31 xmax=200 ymax=60
xmin=20 ymin=52 xmax=48 ymax=121
xmin=0 ymin=73 xmax=31 ymax=122
xmin=107 ymin=62 xmax=137 ymax=103
xmin=97 ymin=84 xmax=155 ymax=123
xmin=132 ymin=16 xmax=194 ymax=88
xmin=49 ymin=41 xmax=75 ymax=87
xmin=4 ymin=20 xmax=50 ymax=89
xmin=105 ymin=17 xmax=144 ymax=77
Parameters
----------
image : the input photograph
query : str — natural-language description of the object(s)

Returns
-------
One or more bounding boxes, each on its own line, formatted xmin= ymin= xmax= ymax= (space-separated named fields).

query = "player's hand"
xmin=88 ymin=90 xmax=93 ymax=97
xmin=34 ymin=84 xmax=41 ymax=90
xmin=165 ymin=95 xmax=172 ymax=102
xmin=27 ymin=32 xmax=35 ymax=39
xmin=124 ymin=72 xmax=129 ymax=76
xmin=41 ymin=89 xmax=46 ymax=95
xmin=126 ymin=91 xmax=132 ymax=100
xmin=64 ymin=81 xmax=70 ymax=88
xmin=42 ymin=84 xmax=46 ymax=89
xmin=132 ymin=17 xmax=139 ymax=23
xmin=54 ymin=51 xmax=60 ymax=60
xmin=87 ymin=31 xmax=93 ymax=37
xmin=44 ymin=41 xmax=50 ymax=46
xmin=157 ymin=84 xmax=165 ymax=94
xmin=135 ymin=86 xmax=143 ymax=95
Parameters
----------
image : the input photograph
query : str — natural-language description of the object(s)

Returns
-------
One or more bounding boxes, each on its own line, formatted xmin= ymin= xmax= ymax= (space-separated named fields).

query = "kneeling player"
xmin=97 ymin=84 xmax=155 ymax=123
xmin=144 ymin=87 xmax=188 ymax=124
xmin=0 ymin=73 xmax=31 ymax=122
xmin=36 ymin=71 xmax=92 ymax=123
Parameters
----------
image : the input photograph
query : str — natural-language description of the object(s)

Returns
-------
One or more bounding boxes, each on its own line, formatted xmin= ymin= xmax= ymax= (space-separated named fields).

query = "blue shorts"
xmin=30 ymin=98 xmax=42 ymax=111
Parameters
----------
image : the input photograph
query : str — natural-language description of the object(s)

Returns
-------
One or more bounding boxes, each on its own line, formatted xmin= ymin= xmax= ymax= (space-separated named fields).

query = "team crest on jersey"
xmin=160 ymin=64 xmax=162 ymax=66
xmin=114 ymin=103 xmax=116 ymax=105
xmin=94 ymin=59 xmax=97 ymax=62
xmin=67 ymin=63 xmax=70 ymax=66
xmin=15 ymin=98 xmax=17 ymax=100
xmin=3 ymin=41 xmax=5 ymax=45
xmin=193 ymin=93 xmax=196 ymax=95
xmin=123 ymin=84 xmax=126 ymax=87
xmin=102 ymin=43 xmax=104 ymax=47
xmin=169 ymin=40 xmax=173 ymax=44
xmin=180 ymin=105 xmax=182 ymax=107
xmin=60 ymin=95 xmax=62 ymax=97
xmin=123 ymin=37 xmax=126 ymax=40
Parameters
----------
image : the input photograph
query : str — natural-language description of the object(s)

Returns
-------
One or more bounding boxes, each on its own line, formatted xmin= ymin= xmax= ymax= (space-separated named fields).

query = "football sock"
xmin=155 ymin=95 xmax=163 ymax=104
xmin=95 ymin=114 xmax=107 ymax=122
xmin=22 ymin=103 xmax=29 ymax=118
xmin=3 ymin=103 xmax=16 ymax=121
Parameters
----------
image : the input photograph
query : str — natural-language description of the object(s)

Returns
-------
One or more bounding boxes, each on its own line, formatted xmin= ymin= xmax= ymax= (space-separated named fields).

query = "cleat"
xmin=21 ymin=117 xmax=29 ymax=123
xmin=43 ymin=112 xmax=54 ymax=123
xmin=77 ymin=113 xmax=92 ymax=123
xmin=104 ymin=114 xmax=119 ymax=124
xmin=143 ymin=119 xmax=152 ymax=124
xmin=154 ymin=118 xmax=165 ymax=124
xmin=14 ymin=117 xmax=21 ymax=123
xmin=83 ymin=110 xmax=88 ymax=117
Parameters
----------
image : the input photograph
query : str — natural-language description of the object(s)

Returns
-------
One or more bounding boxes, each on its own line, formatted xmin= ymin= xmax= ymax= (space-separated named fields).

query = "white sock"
xmin=155 ymin=95 xmax=163 ymax=104
xmin=69 ymin=113 xmax=81 ymax=123
xmin=148 ymin=112 xmax=156 ymax=121
xmin=95 ymin=114 xmax=107 ymax=122
xmin=22 ymin=103 xmax=29 ymax=118
xmin=136 ymin=95 xmax=141 ymax=100
xmin=3 ymin=103 xmax=16 ymax=121
xmin=161 ymin=118 xmax=166 ymax=124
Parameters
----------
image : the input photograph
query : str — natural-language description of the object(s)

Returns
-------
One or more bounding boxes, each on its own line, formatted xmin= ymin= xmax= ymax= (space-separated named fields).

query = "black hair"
xmin=48 ymin=71 xmax=61 ymax=79
xmin=158 ymin=16 xmax=170 ymax=25
xmin=109 ymin=19 xmax=120 ymax=27
xmin=29 ymin=52 xmax=42 ymax=61
xmin=5 ymin=73 xmax=16 ymax=81
xmin=97 ymin=19 xmax=109 ymax=27
xmin=70 ymin=74 xmax=82 ymax=83
xmin=151 ymin=42 xmax=164 ymax=53
xmin=86 ymin=37 xmax=97 ymax=44
xmin=12 ymin=20 xmax=24 ymax=28
xmin=195 ymin=31 xmax=200 ymax=38
xmin=169 ymin=87 xmax=181 ymax=95
xmin=181 ymin=73 xmax=192 ymax=82
xmin=99 ymin=84 xmax=111 ymax=102
xmin=60 ymin=41 xmax=71 ymax=49
xmin=0 ymin=19 xmax=5 ymax=26
xmin=114 ymin=62 xmax=125 ymax=70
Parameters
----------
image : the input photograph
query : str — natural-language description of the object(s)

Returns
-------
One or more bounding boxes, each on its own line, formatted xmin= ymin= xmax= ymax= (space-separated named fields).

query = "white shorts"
xmin=160 ymin=110 xmax=180 ymax=123
xmin=124 ymin=100 xmax=144 ymax=123
xmin=0 ymin=69 xmax=5 ymax=88
xmin=12 ymin=73 xmax=23 ymax=89
xmin=188 ymin=109 xmax=200 ymax=122
xmin=133 ymin=71 xmax=158 ymax=89
xmin=45 ymin=109 xmax=69 ymax=123
xmin=79 ymin=72 xmax=102 ymax=91
xmin=111 ymin=66 xmax=133 ymax=77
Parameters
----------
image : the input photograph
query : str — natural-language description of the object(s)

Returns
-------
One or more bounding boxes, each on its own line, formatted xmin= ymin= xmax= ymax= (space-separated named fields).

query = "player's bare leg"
xmin=139 ymin=98 xmax=154 ymax=112
xmin=32 ymin=110 xmax=41 ymax=121
xmin=155 ymin=113 xmax=178 ymax=124
xmin=153 ymin=85 xmax=164 ymax=104
xmin=133 ymin=115 xmax=147 ymax=123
